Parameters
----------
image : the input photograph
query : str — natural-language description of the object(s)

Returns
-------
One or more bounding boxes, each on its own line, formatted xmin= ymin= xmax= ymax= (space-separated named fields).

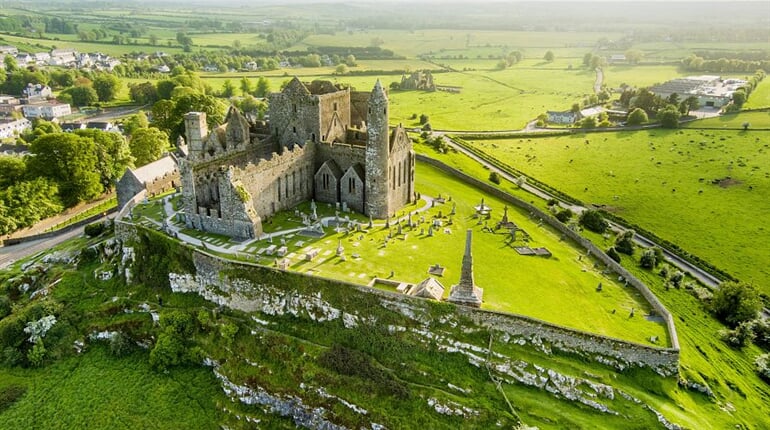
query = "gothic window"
xmin=333 ymin=102 xmax=338 ymax=111
xmin=292 ymin=171 xmax=297 ymax=195
xmin=397 ymin=163 xmax=401 ymax=187
xmin=293 ymin=104 xmax=297 ymax=114
xmin=311 ymin=133 xmax=316 ymax=142
xmin=349 ymin=177 xmax=356 ymax=194
xmin=277 ymin=177 xmax=281 ymax=201
xmin=293 ymin=126 xmax=296 ymax=134
xmin=285 ymin=174 xmax=289 ymax=197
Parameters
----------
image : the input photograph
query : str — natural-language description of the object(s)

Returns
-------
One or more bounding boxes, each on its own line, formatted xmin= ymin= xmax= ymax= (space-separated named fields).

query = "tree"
xmin=606 ymin=247 xmax=621 ymax=263
xmin=221 ymin=79 xmax=235 ymax=98
xmin=711 ymin=281 xmax=761 ymax=327
xmin=0 ymin=156 xmax=26 ymax=187
xmin=630 ymin=88 xmax=662 ymax=114
xmin=75 ymin=129 xmax=133 ymax=190
xmin=640 ymin=249 xmax=657 ymax=269
xmin=234 ymin=95 xmax=267 ymax=119
xmin=239 ymin=77 xmax=252 ymax=96
xmin=489 ymin=171 xmax=501 ymax=184
xmin=129 ymin=82 xmax=159 ymax=105
xmin=4 ymin=55 xmax=17 ymax=73
xmin=93 ymin=74 xmax=121 ymax=102
xmin=583 ymin=53 xmax=593 ymax=67
xmin=679 ymin=96 xmax=699 ymax=116
xmin=27 ymin=133 xmax=103 ymax=206
xmin=732 ymin=89 xmax=746 ymax=107
xmin=657 ymin=104 xmax=682 ymax=128
xmin=543 ymin=50 xmax=555 ymax=62
xmin=615 ymin=230 xmax=635 ymax=255
xmin=130 ymin=127 xmax=169 ymax=166
xmin=254 ymin=77 xmax=270 ymax=98
xmin=555 ymin=208 xmax=573 ymax=223
xmin=626 ymin=108 xmax=648 ymax=125
xmin=335 ymin=64 xmax=349 ymax=75
xmin=419 ymin=114 xmax=430 ymax=125
xmin=66 ymin=86 xmax=98 ymax=107
xmin=345 ymin=54 xmax=357 ymax=67
xmin=756 ymin=353 xmax=770 ymax=383
xmin=148 ymin=34 xmax=158 ymax=45
xmin=123 ymin=111 xmax=150 ymax=136
xmin=156 ymin=79 xmax=178 ymax=100
xmin=742 ymin=122 xmax=750 ymax=131
xmin=579 ymin=210 xmax=608 ymax=233
xmin=624 ymin=49 xmax=643 ymax=64
xmin=580 ymin=116 xmax=597 ymax=129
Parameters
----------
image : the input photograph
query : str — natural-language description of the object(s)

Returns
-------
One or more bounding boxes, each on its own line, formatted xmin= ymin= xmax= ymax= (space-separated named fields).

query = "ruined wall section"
xmin=349 ymin=91 xmax=369 ymax=129
xmin=386 ymin=126 xmax=415 ymax=211
xmin=269 ymin=80 xmax=321 ymax=149
xmin=317 ymin=90 xmax=351 ymax=143
xmin=234 ymin=143 xmax=316 ymax=220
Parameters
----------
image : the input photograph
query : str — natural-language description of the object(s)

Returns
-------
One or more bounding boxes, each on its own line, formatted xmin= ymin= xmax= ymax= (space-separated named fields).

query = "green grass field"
xmin=465 ymin=126 xmax=770 ymax=294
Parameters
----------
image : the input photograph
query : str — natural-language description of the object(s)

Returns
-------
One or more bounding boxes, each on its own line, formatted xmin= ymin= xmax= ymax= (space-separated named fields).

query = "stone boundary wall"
xmin=114 ymin=189 xmax=146 ymax=242
xmin=164 ymin=248 xmax=679 ymax=376
xmin=416 ymin=154 xmax=680 ymax=350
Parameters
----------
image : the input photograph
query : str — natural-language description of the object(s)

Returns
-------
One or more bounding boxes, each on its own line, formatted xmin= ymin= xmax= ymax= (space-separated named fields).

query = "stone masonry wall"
xmin=164 ymin=248 xmax=679 ymax=377
xmin=416 ymin=154 xmax=680 ymax=350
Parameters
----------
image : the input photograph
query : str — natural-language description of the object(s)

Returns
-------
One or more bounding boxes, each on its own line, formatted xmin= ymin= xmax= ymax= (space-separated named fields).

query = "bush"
xmin=149 ymin=332 xmax=185 ymax=371
xmin=488 ymin=171 xmax=501 ymax=184
xmin=606 ymin=247 xmax=621 ymax=263
xmin=640 ymin=249 xmax=657 ymax=269
xmin=720 ymin=321 xmax=755 ymax=348
xmin=109 ymin=332 xmax=133 ymax=357
xmin=711 ymin=282 xmax=761 ymax=327
xmin=615 ymin=231 xmax=635 ymax=255
xmin=419 ymin=114 xmax=429 ymax=125
xmin=626 ymin=108 xmax=648 ymax=125
xmin=752 ymin=318 xmax=770 ymax=350
xmin=555 ymin=209 xmax=573 ymax=223
xmin=26 ymin=341 xmax=46 ymax=367
xmin=84 ymin=221 xmax=106 ymax=237
xmin=670 ymin=271 xmax=684 ymax=288
xmin=0 ymin=384 xmax=26 ymax=412
xmin=579 ymin=210 xmax=608 ymax=233
xmin=755 ymin=353 xmax=770 ymax=383
xmin=159 ymin=310 xmax=194 ymax=338
xmin=220 ymin=323 xmax=239 ymax=347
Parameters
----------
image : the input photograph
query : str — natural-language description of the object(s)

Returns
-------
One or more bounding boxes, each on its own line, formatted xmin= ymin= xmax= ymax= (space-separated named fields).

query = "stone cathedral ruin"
xmin=179 ymin=78 xmax=416 ymax=239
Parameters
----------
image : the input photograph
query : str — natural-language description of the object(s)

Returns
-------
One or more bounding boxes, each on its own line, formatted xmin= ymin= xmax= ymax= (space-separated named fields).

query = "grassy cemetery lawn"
xmin=465 ymin=127 xmax=770 ymax=294
xmin=133 ymin=164 xmax=667 ymax=346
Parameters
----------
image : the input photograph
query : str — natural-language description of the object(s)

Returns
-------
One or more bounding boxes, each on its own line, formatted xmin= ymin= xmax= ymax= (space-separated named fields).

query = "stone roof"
xmin=408 ymin=277 xmax=445 ymax=301
xmin=130 ymin=155 xmax=178 ymax=185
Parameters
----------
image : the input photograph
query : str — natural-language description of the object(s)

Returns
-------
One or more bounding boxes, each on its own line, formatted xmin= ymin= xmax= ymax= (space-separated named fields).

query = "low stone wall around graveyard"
xmin=161 ymin=249 xmax=679 ymax=377
xmin=416 ymin=154 xmax=680 ymax=351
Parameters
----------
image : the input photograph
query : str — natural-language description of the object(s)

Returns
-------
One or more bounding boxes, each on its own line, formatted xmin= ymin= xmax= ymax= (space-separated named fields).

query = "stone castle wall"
xmin=165 ymin=249 xmax=679 ymax=377
xmin=234 ymin=143 xmax=316 ymax=220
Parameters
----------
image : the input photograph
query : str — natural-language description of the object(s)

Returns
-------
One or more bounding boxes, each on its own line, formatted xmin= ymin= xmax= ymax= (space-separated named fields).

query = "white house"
xmin=0 ymin=118 xmax=31 ymax=139
xmin=22 ymin=101 xmax=72 ymax=120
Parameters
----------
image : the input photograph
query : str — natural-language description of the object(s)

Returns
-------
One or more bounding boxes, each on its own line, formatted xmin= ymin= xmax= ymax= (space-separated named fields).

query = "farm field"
xmin=464 ymin=125 xmax=770 ymax=294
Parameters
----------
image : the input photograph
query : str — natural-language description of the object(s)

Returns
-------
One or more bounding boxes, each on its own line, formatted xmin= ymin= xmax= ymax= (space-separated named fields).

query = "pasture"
xmin=464 ymin=126 xmax=770 ymax=294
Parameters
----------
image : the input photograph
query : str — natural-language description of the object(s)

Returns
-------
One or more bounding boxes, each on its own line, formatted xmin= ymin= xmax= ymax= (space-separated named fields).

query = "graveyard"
xmin=131 ymin=161 xmax=667 ymax=345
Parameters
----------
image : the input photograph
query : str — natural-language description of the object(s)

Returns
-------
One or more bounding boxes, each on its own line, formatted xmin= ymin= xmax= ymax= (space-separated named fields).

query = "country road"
xmin=0 ymin=225 xmax=86 ymax=269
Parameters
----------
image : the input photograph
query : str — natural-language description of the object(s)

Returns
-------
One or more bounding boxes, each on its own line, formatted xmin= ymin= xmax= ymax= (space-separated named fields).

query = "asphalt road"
xmin=0 ymin=225 xmax=86 ymax=269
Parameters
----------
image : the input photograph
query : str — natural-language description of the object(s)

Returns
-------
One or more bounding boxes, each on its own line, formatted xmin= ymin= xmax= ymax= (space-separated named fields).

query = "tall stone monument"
xmin=448 ymin=229 xmax=483 ymax=307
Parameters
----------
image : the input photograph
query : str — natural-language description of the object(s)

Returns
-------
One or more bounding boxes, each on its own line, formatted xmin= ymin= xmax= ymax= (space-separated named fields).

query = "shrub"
xmin=755 ymin=353 xmax=770 ymax=383
xmin=159 ymin=310 xmax=194 ymax=338
xmin=546 ymin=198 xmax=558 ymax=207
xmin=626 ymin=108 xmax=648 ymax=125
xmin=579 ymin=210 xmax=608 ymax=233
xmin=752 ymin=318 xmax=770 ymax=350
xmin=711 ymin=282 xmax=761 ymax=327
xmin=319 ymin=344 xmax=409 ymax=399
xmin=720 ymin=321 xmax=755 ymax=348
xmin=419 ymin=114 xmax=429 ymax=125
xmin=615 ymin=231 xmax=635 ymax=255
xmin=640 ymin=249 xmax=657 ymax=269
xmin=0 ymin=385 xmax=26 ymax=412
xmin=555 ymin=209 xmax=573 ymax=223
xmin=84 ymin=221 xmax=106 ymax=237
xmin=220 ymin=323 xmax=239 ymax=347
xmin=109 ymin=332 xmax=133 ymax=357
xmin=488 ymin=171 xmax=501 ymax=184
xmin=606 ymin=247 xmax=621 ymax=263
xmin=26 ymin=341 xmax=46 ymax=367
xmin=149 ymin=332 xmax=185 ymax=371
xmin=670 ymin=271 xmax=684 ymax=288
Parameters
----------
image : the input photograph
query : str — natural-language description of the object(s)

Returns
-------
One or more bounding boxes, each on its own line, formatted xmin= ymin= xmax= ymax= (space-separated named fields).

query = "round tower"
xmin=365 ymin=80 xmax=390 ymax=218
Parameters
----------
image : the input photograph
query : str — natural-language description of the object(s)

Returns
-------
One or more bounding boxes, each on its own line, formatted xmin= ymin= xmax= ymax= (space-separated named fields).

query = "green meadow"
xmin=464 ymin=124 xmax=770 ymax=294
